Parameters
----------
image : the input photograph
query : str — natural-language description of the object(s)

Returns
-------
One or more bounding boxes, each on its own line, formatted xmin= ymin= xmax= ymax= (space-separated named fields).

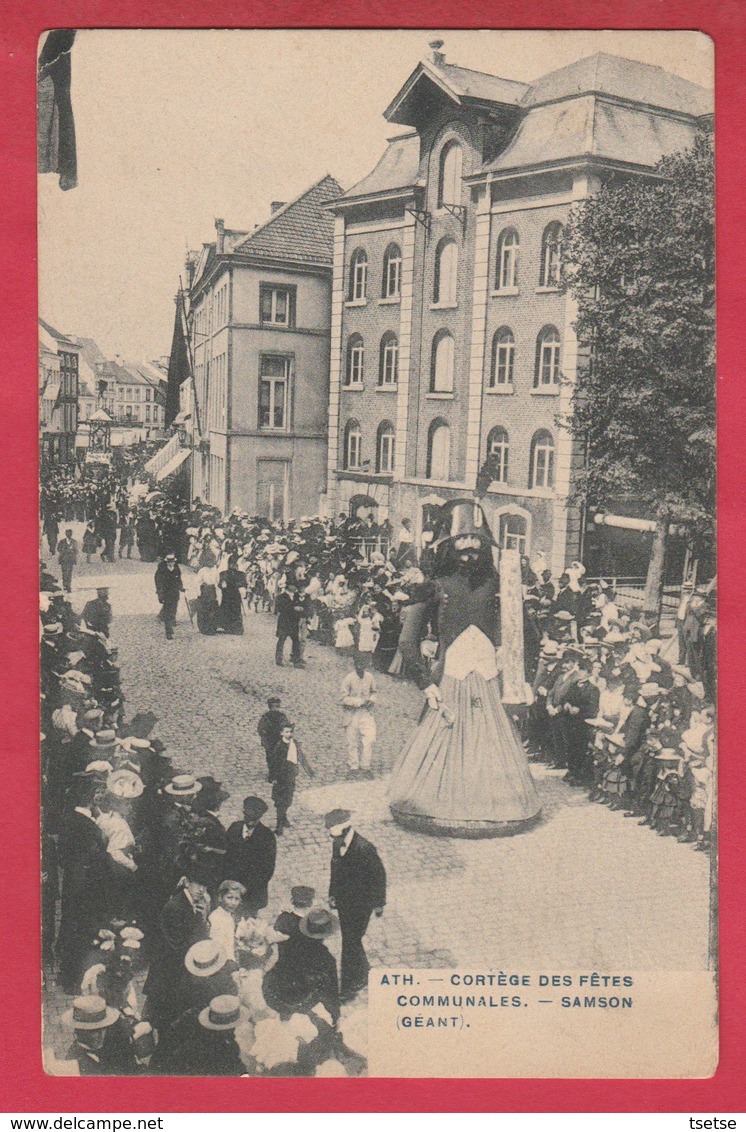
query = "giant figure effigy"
xmin=388 ymin=500 xmax=541 ymax=837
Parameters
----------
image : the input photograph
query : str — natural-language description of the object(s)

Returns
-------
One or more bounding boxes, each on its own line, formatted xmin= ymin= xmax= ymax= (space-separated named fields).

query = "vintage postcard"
xmin=37 ymin=28 xmax=716 ymax=1079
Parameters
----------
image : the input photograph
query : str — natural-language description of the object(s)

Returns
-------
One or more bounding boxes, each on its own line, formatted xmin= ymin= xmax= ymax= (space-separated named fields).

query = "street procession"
xmin=37 ymin=32 xmax=715 ymax=1077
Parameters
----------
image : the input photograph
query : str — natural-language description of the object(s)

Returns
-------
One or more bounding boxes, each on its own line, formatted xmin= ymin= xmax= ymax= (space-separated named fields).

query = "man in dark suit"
xmin=151 ymin=995 xmax=247 ymax=1076
xmin=63 ymin=995 xmax=121 ymax=1075
xmin=154 ymin=553 xmax=185 ymax=640
xmin=275 ymin=584 xmax=306 ymax=667
xmin=56 ymin=777 xmax=111 ymax=993
xmin=620 ymin=692 xmax=651 ymax=782
xmin=57 ymin=527 xmax=79 ymax=593
xmin=549 ymin=573 xmax=577 ymax=620
xmin=99 ymin=505 xmax=119 ymax=562
xmin=82 ymin=586 xmax=112 ymax=637
xmin=326 ymin=808 xmax=386 ymax=1000
xmin=142 ymin=871 xmax=211 ymax=1032
xmin=562 ymin=658 xmax=601 ymax=785
xmin=224 ymin=796 xmax=277 ymax=917
xmin=257 ymin=696 xmax=290 ymax=779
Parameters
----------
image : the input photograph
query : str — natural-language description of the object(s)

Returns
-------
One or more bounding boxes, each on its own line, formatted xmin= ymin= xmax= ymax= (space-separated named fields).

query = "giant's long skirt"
xmin=388 ymin=671 xmax=541 ymax=837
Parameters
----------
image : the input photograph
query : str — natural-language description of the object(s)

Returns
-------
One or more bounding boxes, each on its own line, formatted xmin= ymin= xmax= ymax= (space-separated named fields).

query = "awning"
xmin=144 ymin=432 xmax=181 ymax=475
xmin=42 ymin=380 xmax=61 ymax=402
xmin=155 ymin=448 xmax=191 ymax=482
xmin=172 ymin=409 xmax=191 ymax=425
xmin=593 ymin=513 xmax=656 ymax=533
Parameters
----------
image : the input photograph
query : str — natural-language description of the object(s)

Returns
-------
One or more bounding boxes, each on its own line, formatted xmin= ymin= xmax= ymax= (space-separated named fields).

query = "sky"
xmin=38 ymin=29 xmax=713 ymax=363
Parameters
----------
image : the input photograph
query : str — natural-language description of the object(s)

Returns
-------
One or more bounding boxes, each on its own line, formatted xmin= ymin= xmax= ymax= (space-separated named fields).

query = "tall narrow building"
xmin=188 ymin=174 xmax=342 ymax=519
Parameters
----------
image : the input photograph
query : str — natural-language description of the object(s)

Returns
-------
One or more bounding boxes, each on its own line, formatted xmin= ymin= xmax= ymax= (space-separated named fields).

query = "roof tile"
xmin=234 ymin=174 xmax=343 ymax=265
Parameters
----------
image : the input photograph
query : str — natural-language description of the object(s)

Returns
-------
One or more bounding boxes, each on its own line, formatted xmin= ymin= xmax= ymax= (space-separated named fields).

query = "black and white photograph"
xmin=38 ymin=28 xmax=716 ymax=1078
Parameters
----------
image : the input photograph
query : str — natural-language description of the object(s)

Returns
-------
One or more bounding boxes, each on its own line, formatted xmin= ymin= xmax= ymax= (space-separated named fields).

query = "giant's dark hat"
xmin=433 ymin=499 xmax=496 ymax=547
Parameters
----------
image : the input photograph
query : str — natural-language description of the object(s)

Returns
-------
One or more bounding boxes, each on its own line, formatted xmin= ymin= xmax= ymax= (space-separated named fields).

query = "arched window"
xmin=486 ymin=426 xmax=509 ymax=484
xmin=499 ymin=512 xmax=528 ymax=555
xmin=490 ymin=327 xmax=515 ymax=387
xmin=539 ymin=222 xmax=563 ymax=287
xmin=535 ymin=325 xmax=561 ymax=387
xmin=496 ymin=228 xmax=519 ymax=290
xmin=345 ymin=334 xmax=364 ymax=386
xmin=379 ymin=333 xmax=399 ymax=386
xmin=376 ymin=421 xmax=395 ymax=474
xmin=382 ymin=244 xmax=402 ymax=299
xmin=529 ymin=429 xmax=555 ymax=489
xmin=438 ymin=141 xmax=463 ymax=209
xmin=433 ymin=238 xmax=458 ymax=305
xmin=348 ymin=248 xmax=368 ymax=302
xmin=430 ymin=330 xmax=455 ymax=393
xmin=427 ymin=419 xmax=451 ymax=480
xmin=343 ymin=419 xmax=362 ymax=470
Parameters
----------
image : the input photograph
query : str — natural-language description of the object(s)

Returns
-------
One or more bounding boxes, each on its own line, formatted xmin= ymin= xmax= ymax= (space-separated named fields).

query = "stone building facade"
xmin=325 ymin=46 xmax=712 ymax=574
xmin=187 ymin=175 xmax=342 ymax=519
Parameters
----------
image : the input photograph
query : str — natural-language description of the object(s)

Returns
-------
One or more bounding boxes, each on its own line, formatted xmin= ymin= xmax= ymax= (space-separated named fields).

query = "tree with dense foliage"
xmin=562 ymin=129 xmax=715 ymax=620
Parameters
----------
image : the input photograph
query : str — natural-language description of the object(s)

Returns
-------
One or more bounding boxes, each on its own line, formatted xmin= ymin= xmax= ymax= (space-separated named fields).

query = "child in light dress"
xmin=356 ymin=603 xmax=382 ymax=653
xmin=209 ymin=879 xmax=246 ymax=963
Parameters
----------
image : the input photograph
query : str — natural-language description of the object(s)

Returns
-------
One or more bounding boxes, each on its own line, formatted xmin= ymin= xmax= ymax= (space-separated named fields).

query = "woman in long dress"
xmin=195 ymin=554 xmax=221 ymax=636
xmin=218 ymin=555 xmax=247 ymax=635
xmin=388 ymin=500 xmax=541 ymax=838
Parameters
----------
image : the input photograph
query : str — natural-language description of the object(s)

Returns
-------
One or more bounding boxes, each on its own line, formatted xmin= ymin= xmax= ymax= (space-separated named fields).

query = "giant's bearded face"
xmin=453 ymin=534 xmax=483 ymax=574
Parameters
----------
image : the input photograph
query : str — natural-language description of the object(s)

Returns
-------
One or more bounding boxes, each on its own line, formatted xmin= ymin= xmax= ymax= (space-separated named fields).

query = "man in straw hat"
xmin=153 ymin=995 xmax=248 ymax=1076
xmin=183 ymin=939 xmax=237 ymax=1012
xmin=156 ymin=774 xmax=203 ymax=895
xmin=154 ymin=552 xmax=185 ymax=640
xmin=326 ymin=809 xmax=386 ymax=1000
xmin=63 ymin=995 xmax=120 ymax=1075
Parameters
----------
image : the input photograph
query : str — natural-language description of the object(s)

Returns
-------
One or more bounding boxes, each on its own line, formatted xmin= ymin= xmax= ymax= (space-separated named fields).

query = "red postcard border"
xmin=2 ymin=0 xmax=744 ymax=1113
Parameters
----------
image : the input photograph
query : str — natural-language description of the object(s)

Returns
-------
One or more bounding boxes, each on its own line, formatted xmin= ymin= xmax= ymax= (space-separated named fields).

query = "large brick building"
xmin=325 ymin=46 xmax=712 ymax=574
xmin=187 ymin=175 xmax=342 ymax=519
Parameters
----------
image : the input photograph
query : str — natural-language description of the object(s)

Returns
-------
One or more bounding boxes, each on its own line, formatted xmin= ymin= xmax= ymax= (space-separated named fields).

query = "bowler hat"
xmin=196 ymin=775 xmax=230 ymax=809
xmin=291 ymin=885 xmax=315 ymax=908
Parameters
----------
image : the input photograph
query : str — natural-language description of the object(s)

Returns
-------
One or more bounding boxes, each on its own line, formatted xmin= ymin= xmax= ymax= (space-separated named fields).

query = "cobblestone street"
xmin=49 ymin=546 xmax=712 ymax=979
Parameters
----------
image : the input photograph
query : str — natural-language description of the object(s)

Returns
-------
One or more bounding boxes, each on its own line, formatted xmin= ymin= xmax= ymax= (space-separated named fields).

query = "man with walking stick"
xmin=154 ymin=552 xmax=185 ymax=641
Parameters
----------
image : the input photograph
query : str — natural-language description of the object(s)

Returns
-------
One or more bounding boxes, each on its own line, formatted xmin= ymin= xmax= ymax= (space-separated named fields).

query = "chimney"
xmin=215 ymin=218 xmax=225 ymax=254
xmin=270 ymin=201 xmax=286 ymax=215
xmin=429 ymin=38 xmax=445 ymax=66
